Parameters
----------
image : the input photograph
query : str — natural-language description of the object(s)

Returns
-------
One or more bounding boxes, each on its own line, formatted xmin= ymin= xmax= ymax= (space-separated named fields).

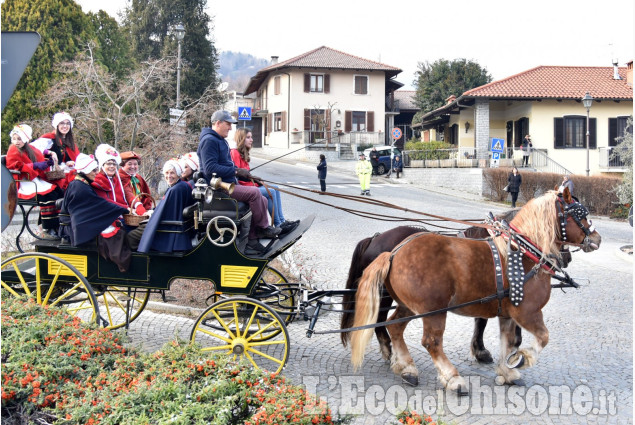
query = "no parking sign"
xmin=392 ymin=127 xmax=402 ymax=140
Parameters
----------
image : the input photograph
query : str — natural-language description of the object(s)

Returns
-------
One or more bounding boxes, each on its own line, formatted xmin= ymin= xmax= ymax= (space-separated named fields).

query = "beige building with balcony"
xmin=243 ymin=46 xmax=403 ymax=160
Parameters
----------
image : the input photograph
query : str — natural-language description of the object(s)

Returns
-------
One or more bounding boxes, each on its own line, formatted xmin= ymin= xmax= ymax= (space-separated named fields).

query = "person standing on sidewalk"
xmin=317 ymin=154 xmax=327 ymax=193
xmin=507 ymin=166 xmax=522 ymax=208
xmin=521 ymin=135 xmax=532 ymax=167
xmin=355 ymin=153 xmax=372 ymax=195
xmin=369 ymin=147 xmax=380 ymax=175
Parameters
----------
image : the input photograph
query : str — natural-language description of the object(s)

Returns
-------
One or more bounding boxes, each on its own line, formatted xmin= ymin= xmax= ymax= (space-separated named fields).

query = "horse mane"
xmin=507 ymin=191 xmax=561 ymax=260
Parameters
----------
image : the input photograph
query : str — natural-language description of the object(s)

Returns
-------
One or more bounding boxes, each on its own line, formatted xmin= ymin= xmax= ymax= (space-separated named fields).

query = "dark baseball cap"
xmin=211 ymin=110 xmax=237 ymax=124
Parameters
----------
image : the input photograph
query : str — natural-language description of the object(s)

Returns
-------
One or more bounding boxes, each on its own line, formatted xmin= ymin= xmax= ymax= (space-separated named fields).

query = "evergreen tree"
xmin=413 ymin=58 xmax=492 ymax=114
xmin=1 ymin=0 xmax=91 ymax=150
xmin=123 ymin=0 xmax=220 ymax=103
xmin=87 ymin=10 xmax=136 ymax=79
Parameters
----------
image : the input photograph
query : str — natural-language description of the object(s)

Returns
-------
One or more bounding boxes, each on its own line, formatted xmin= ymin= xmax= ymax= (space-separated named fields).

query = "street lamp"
xmin=582 ymin=92 xmax=593 ymax=176
xmin=174 ymin=23 xmax=185 ymax=108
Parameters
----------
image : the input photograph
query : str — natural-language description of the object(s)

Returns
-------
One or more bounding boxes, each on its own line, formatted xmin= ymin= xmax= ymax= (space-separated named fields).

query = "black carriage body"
xmin=34 ymin=237 xmax=266 ymax=294
xmin=32 ymin=214 xmax=315 ymax=295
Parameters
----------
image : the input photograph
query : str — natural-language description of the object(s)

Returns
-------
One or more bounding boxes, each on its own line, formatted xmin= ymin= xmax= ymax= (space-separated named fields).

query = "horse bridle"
xmin=556 ymin=196 xmax=595 ymax=251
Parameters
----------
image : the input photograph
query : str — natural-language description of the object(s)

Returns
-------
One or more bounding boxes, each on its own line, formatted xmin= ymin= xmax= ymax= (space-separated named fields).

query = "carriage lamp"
xmin=192 ymin=178 xmax=214 ymax=204
xmin=464 ymin=121 xmax=470 ymax=133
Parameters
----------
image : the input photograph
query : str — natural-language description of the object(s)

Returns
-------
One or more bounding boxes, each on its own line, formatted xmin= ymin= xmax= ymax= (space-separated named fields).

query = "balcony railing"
xmin=385 ymin=97 xmax=400 ymax=113
xmin=599 ymin=147 xmax=627 ymax=169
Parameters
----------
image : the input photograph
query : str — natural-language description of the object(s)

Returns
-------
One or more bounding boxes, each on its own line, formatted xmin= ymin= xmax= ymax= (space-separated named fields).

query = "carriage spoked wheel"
xmin=1 ymin=253 xmax=99 ymax=325
xmin=211 ymin=266 xmax=297 ymax=326
xmin=91 ymin=286 xmax=150 ymax=330
xmin=191 ymin=297 xmax=290 ymax=374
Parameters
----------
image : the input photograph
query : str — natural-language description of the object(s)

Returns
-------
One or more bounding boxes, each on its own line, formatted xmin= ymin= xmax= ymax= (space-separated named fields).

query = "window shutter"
xmin=324 ymin=74 xmax=330 ymax=93
xmin=554 ymin=118 xmax=564 ymax=148
xmin=345 ymin=111 xmax=352 ymax=132
xmin=274 ymin=76 xmax=280 ymax=95
xmin=608 ymin=118 xmax=618 ymax=147
xmin=304 ymin=74 xmax=310 ymax=93
xmin=304 ymin=109 xmax=310 ymax=130
xmin=267 ymin=114 xmax=272 ymax=134
xmin=589 ymin=118 xmax=597 ymax=149
xmin=282 ymin=111 xmax=287 ymax=132
xmin=367 ymin=111 xmax=374 ymax=132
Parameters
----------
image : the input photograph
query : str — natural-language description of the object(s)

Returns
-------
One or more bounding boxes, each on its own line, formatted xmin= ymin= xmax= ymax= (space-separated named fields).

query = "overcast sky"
xmin=75 ymin=0 xmax=634 ymax=90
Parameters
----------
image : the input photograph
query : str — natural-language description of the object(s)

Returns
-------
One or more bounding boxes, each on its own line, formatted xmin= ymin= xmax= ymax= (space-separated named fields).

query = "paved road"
xmin=123 ymin=156 xmax=633 ymax=425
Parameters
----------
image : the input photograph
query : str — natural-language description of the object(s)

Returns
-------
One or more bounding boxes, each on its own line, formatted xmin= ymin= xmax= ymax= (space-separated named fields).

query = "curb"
xmin=144 ymin=300 xmax=205 ymax=317
xmin=615 ymin=245 xmax=633 ymax=263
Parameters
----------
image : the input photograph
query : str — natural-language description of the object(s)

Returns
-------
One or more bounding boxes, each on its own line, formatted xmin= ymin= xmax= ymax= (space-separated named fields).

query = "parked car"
xmin=363 ymin=146 xmax=402 ymax=175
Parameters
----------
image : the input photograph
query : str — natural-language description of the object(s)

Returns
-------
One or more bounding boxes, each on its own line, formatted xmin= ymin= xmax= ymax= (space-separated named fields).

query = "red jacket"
xmin=40 ymin=132 xmax=81 ymax=190
xmin=118 ymin=168 xmax=153 ymax=212
xmin=6 ymin=144 xmax=61 ymax=197
xmin=230 ymin=149 xmax=257 ymax=187
xmin=92 ymin=171 xmax=129 ymax=209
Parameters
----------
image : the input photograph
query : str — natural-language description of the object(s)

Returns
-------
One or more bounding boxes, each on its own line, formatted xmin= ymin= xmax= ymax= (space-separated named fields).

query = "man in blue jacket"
xmin=198 ymin=110 xmax=280 ymax=255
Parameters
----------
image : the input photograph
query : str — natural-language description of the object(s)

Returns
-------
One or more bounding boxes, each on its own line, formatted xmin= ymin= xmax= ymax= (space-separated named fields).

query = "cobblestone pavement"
xmin=124 ymin=159 xmax=633 ymax=425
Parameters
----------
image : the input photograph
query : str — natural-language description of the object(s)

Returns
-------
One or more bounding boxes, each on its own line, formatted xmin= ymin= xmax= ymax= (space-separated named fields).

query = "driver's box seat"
xmin=184 ymin=175 xmax=252 ymax=250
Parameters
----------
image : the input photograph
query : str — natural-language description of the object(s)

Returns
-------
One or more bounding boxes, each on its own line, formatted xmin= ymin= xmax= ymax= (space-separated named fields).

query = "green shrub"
xmin=404 ymin=140 xmax=453 ymax=160
xmin=483 ymin=168 xmax=621 ymax=215
xmin=1 ymin=294 xmax=344 ymax=425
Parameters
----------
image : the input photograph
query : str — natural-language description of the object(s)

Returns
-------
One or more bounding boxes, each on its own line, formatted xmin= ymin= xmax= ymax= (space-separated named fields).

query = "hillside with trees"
xmin=219 ymin=51 xmax=270 ymax=92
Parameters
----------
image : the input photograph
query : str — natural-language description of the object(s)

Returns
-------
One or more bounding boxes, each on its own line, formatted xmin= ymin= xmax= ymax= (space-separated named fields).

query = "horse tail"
xmin=350 ymin=251 xmax=392 ymax=370
xmin=340 ymin=236 xmax=374 ymax=346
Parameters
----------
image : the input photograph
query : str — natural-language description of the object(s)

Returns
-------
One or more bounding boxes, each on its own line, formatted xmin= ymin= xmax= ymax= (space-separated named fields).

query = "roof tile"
xmin=464 ymin=66 xmax=632 ymax=100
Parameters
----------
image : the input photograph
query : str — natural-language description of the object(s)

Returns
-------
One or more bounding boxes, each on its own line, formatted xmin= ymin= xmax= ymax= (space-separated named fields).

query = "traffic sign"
xmin=492 ymin=152 xmax=500 ymax=160
xmin=238 ymin=107 xmax=252 ymax=120
xmin=490 ymin=138 xmax=504 ymax=153
xmin=391 ymin=127 xmax=402 ymax=140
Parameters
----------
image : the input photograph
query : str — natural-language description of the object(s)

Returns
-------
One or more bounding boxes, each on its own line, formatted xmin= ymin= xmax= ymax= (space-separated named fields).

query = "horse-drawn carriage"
xmin=1 ymin=159 xmax=602 ymax=391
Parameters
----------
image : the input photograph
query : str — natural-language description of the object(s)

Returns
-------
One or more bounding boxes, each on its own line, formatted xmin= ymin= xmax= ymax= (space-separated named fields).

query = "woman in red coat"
xmin=91 ymin=144 xmax=129 ymax=209
xmin=5 ymin=124 xmax=64 ymax=239
xmin=39 ymin=112 xmax=81 ymax=189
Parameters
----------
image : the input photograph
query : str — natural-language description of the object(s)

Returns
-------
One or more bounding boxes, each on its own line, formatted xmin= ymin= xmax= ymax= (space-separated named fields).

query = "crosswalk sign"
xmin=490 ymin=138 xmax=504 ymax=153
xmin=238 ymin=107 xmax=252 ymax=120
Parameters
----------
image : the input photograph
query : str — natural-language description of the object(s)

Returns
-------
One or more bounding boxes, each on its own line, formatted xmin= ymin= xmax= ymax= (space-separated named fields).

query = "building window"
xmin=554 ymin=116 xmax=596 ymax=149
xmin=352 ymin=111 xmax=366 ymax=131
xmin=310 ymin=75 xmax=323 ymax=93
xmin=609 ymin=116 xmax=631 ymax=147
xmin=354 ymin=75 xmax=368 ymax=95
xmin=274 ymin=112 xmax=282 ymax=132
xmin=274 ymin=76 xmax=281 ymax=95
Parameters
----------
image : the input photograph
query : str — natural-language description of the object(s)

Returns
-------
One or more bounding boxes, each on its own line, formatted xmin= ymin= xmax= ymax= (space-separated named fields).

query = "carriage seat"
xmin=182 ymin=192 xmax=251 ymax=224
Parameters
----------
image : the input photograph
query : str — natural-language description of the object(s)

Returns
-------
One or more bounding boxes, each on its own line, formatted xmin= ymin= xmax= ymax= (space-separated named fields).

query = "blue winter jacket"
xmin=197 ymin=128 xmax=237 ymax=184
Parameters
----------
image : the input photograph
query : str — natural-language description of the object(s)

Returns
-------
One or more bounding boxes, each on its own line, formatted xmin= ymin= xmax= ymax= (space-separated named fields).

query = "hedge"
xmin=483 ymin=168 xmax=623 ymax=216
xmin=1 ymin=294 xmax=348 ymax=425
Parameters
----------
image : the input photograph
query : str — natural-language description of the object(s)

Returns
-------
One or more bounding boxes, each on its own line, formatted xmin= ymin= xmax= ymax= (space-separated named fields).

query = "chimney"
xmin=627 ymin=61 xmax=633 ymax=86
xmin=613 ymin=59 xmax=621 ymax=80
xmin=445 ymin=95 xmax=456 ymax=104
xmin=271 ymin=56 xmax=279 ymax=65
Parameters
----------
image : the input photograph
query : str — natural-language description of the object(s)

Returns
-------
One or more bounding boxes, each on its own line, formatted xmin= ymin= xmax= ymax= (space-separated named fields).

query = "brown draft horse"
xmin=340 ymin=210 xmax=528 ymax=363
xmin=350 ymin=189 xmax=601 ymax=393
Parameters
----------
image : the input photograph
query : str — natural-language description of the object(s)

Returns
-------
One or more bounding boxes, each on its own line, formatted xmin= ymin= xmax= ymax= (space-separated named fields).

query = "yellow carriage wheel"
xmin=92 ymin=286 xmax=150 ymax=330
xmin=1 ymin=253 xmax=99 ymax=325
xmin=191 ymin=297 xmax=289 ymax=374
xmin=212 ymin=266 xmax=296 ymax=326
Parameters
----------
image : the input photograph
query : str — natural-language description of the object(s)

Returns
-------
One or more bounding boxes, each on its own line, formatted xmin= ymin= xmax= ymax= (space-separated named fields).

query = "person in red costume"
xmin=38 ymin=112 xmax=81 ymax=189
xmin=118 ymin=151 xmax=153 ymax=214
xmin=6 ymin=124 xmax=64 ymax=239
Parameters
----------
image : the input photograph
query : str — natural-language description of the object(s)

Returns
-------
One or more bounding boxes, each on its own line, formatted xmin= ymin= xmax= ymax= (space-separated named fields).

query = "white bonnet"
xmin=52 ymin=112 xmax=74 ymax=129
xmin=10 ymin=124 xmax=32 ymax=144
xmin=75 ymin=153 xmax=99 ymax=173
xmin=95 ymin=144 xmax=121 ymax=168
xmin=163 ymin=159 xmax=183 ymax=177
xmin=179 ymin=152 xmax=199 ymax=171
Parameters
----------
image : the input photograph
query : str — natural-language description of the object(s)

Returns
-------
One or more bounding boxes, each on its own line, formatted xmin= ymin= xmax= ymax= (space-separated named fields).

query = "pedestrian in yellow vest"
xmin=355 ymin=153 xmax=372 ymax=196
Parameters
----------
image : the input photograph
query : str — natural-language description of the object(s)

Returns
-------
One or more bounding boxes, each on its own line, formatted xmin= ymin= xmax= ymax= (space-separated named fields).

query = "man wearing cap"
xmin=355 ymin=153 xmax=372 ymax=195
xmin=59 ymin=153 xmax=131 ymax=271
xmin=119 ymin=151 xmax=153 ymax=213
xmin=198 ymin=110 xmax=280 ymax=255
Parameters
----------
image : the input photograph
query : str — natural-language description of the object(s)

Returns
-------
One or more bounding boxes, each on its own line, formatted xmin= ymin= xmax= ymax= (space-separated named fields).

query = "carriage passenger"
xmin=119 ymin=151 xmax=154 ymax=214
xmin=92 ymin=144 xmax=129 ymax=208
xmin=5 ymin=124 xmax=64 ymax=239
xmin=179 ymin=152 xmax=200 ymax=188
xmin=59 ymin=153 xmax=131 ymax=271
xmin=137 ymin=159 xmax=196 ymax=253
xmin=38 ymin=112 xmax=81 ymax=189
xmin=230 ymin=128 xmax=298 ymax=235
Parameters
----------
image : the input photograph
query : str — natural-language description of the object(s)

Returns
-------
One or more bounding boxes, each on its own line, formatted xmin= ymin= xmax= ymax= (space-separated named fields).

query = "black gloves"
xmin=235 ymin=168 xmax=251 ymax=181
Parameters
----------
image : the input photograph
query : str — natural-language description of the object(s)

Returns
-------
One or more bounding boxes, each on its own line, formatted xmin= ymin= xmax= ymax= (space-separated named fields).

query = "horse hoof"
xmin=455 ymin=385 xmax=469 ymax=396
xmin=505 ymin=350 xmax=524 ymax=369
xmin=511 ymin=379 xmax=526 ymax=387
xmin=475 ymin=351 xmax=494 ymax=364
xmin=401 ymin=373 xmax=419 ymax=387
